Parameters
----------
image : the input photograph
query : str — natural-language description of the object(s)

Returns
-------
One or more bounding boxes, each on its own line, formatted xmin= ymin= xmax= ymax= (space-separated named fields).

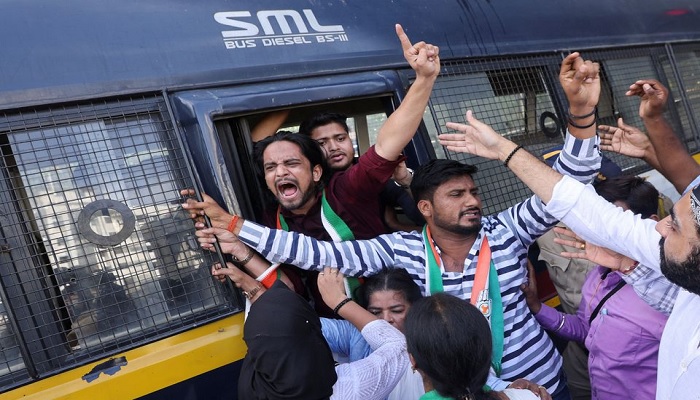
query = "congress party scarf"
xmin=277 ymin=189 xmax=362 ymax=299
xmin=422 ymin=225 xmax=504 ymax=376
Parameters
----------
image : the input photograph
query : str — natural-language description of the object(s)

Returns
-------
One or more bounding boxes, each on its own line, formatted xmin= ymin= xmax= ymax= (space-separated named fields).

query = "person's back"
xmin=405 ymin=293 xmax=538 ymax=400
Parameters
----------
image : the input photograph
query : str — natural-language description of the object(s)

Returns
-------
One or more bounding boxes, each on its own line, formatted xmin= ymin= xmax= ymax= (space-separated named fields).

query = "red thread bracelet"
xmin=227 ymin=215 xmax=239 ymax=233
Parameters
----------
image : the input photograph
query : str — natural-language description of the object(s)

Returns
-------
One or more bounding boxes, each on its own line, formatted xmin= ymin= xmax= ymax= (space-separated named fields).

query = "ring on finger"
xmin=580 ymin=242 xmax=586 ymax=250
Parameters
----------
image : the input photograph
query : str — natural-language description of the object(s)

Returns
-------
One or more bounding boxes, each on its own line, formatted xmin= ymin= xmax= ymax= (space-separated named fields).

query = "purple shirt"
xmin=536 ymin=266 xmax=668 ymax=399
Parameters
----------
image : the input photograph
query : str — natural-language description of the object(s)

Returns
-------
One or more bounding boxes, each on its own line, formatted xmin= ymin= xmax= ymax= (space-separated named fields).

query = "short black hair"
xmin=252 ymin=130 xmax=331 ymax=184
xmin=405 ymin=293 xmax=493 ymax=399
xmin=356 ymin=268 xmax=422 ymax=309
xmin=298 ymin=112 xmax=350 ymax=137
xmin=593 ymin=175 xmax=658 ymax=218
xmin=411 ymin=159 xmax=478 ymax=203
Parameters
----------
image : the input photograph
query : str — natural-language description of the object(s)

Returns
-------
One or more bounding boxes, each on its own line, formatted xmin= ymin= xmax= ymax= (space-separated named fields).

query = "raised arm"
xmin=373 ymin=24 xmax=440 ymax=160
xmin=440 ymin=110 xmax=562 ymax=203
xmin=628 ymin=79 xmax=700 ymax=193
xmin=317 ymin=267 xmax=376 ymax=330
xmin=320 ymin=267 xmax=408 ymax=399
xmin=250 ymin=109 xmax=290 ymax=143
xmin=559 ymin=52 xmax=600 ymax=140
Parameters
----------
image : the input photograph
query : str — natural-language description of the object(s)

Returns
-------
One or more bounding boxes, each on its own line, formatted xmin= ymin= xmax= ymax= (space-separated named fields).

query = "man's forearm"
xmin=374 ymin=75 xmax=436 ymax=160
xmin=645 ymin=116 xmax=700 ymax=193
xmin=237 ymin=219 xmax=391 ymax=277
xmin=498 ymin=140 xmax=564 ymax=204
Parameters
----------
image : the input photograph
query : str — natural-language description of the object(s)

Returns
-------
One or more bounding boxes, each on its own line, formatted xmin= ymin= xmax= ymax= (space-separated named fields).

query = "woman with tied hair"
xmin=405 ymin=293 xmax=539 ymax=400
xmin=213 ymin=264 xmax=408 ymax=400
xmin=323 ymin=268 xmax=425 ymax=399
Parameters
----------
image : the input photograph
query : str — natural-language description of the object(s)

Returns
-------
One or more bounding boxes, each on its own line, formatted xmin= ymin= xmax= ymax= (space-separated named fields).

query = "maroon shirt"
xmin=262 ymin=146 xmax=403 ymax=317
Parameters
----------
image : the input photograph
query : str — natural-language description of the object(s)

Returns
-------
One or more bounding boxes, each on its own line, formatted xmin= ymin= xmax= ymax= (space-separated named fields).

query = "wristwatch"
xmin=243 ymin=285 xmax=263 ymax=300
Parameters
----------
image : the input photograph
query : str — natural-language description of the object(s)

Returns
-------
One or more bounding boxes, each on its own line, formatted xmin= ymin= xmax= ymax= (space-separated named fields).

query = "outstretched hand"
xmin=559 ymin=52 xmax=600 ymax=110
xmin=395 ymin=24 xmax=440 ymax=80
xmin=626 ymin=79 xmax=668 ymax=120
xmin=598 ymin=118 xmax=653 ymax=160
xmin=552 ymin=226 xmax=636 ymax=270
xmin=440 ymin=110 xmax=509 ymax=160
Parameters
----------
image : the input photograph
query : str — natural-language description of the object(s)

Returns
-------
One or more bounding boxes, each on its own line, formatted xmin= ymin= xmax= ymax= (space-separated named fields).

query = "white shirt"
xmin=546 ymin=176 xmax=700 ymax=400
xmin=388 ymin=361 xmax=425 ymax=400
xmin=333 ymin=319 xmax=408 ymax=400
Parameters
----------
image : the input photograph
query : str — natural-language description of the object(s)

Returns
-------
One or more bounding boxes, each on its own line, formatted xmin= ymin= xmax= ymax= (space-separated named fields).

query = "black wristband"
xmin=567 ymin=117 xmax=596 ymax=129
xmin=503 ymin=145 xmax=523 ymax=168
xmin=568 ymin=107 xmax=597 ymax=119
xmin=567 ymin=107 xmax=597 ymax=129
xmin=333 ymin=298 xmax=353 ymax=315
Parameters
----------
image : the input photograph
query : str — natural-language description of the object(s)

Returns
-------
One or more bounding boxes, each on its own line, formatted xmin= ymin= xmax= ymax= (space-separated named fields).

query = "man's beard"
xmin=279 ymin=181 xmax=318 ymax=212
xmin=433 ymin=213 xmax=482 ymax=236
xmin=659 ymin=237 xmax=700 ymax=296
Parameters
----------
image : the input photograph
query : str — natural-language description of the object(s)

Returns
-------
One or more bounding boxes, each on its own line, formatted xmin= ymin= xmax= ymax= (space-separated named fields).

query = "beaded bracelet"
xmin=503 ymin=145 xmax=523 ymax=168
xmin=333 ymin=298 xmax=353 ymax=315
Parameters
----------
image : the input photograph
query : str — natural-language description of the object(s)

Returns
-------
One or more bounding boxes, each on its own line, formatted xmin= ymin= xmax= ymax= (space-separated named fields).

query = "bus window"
xmin=217 ymin=97 xmax=392 ymax=221
xmin=0 ymin=95 xmax=236 ymax=386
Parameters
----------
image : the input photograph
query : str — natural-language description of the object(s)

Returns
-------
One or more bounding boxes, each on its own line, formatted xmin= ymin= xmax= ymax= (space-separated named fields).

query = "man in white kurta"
xmin=545 ymin=177 xmax=700 ymax=400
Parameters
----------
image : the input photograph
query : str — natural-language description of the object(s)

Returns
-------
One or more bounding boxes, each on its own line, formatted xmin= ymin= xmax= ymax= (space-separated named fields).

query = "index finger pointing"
xmin=395 ymin=24 xmax=413 ymax=51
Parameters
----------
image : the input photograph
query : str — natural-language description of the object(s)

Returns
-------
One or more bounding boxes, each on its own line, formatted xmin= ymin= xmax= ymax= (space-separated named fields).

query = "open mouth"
xmin=277 ymin=182 xmax=299 ymax=199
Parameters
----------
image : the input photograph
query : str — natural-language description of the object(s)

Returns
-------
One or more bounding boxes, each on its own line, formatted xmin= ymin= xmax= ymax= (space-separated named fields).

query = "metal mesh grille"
xmin=0 ymin=95 xmax=237 ymax=388
xmin=424 ymin=54 xmax=568 ymax=214
xmin=424 ymin=43 xmax=700 ymax=214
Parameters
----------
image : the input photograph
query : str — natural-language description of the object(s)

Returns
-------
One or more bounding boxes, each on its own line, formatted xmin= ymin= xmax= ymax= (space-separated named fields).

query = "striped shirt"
xmin=238 ymin=132 xmax=601 ymax=393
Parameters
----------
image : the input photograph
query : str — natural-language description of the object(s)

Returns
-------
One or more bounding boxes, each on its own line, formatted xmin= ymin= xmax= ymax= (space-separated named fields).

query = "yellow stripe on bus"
xmin=3 ymin=313 xmax=246 ymax=400
xmin=544 ymin=295 xmax=561 ymax=309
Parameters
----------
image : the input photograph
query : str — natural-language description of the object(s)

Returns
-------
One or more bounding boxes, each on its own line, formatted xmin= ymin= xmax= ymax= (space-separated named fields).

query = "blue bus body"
xmin=1 ymin=1 xmax=699 ymax=398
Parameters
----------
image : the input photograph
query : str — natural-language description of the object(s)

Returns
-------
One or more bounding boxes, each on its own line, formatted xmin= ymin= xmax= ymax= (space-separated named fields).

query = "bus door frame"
xmin=168 ymin=70 xmax=436 ymax=219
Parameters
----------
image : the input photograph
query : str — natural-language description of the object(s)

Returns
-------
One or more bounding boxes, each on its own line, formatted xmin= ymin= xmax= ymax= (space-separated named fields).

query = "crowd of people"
xmin=180 ymin=23 xmax=699 ymax=400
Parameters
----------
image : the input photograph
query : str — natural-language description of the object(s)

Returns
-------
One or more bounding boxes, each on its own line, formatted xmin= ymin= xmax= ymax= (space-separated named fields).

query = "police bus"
xmin=1 ymin=1 xmax=699 ymax=398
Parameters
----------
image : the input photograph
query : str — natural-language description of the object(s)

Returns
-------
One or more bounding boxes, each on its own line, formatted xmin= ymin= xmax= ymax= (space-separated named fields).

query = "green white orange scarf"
xmin=422 ymin=225 xmax=504 ymax=376
xmin=277 ymin=189 xmax=362 ymax=300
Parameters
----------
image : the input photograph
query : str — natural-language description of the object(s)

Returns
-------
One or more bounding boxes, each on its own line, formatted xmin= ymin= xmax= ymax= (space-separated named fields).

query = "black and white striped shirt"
xmin=239 ymin=133 xmax=601 ymax=393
